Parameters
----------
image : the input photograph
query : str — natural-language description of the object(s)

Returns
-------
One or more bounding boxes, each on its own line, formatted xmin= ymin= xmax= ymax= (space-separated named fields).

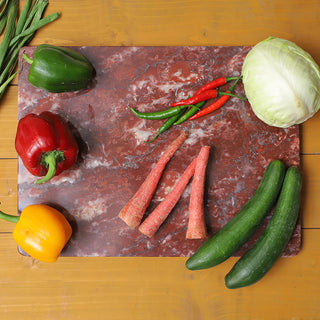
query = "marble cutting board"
xmin=17 ymin=46 xmax=301 ymax=257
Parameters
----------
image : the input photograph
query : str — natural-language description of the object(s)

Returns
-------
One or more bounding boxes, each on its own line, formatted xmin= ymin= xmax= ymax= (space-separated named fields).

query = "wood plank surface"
xmin=0 ymin=0 xmax=320 ymax=319
xmin=0 ymin=229 xmax=319 ymax=320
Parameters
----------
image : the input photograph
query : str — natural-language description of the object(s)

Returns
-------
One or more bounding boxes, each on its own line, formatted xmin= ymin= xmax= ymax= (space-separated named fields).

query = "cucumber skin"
xmin=185 ymin=160 xmax=286 ymax=271
xmin=225 ymin=166 xmax=301 ymax=289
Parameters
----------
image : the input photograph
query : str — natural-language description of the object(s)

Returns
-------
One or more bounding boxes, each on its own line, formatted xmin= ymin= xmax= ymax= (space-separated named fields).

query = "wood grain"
xmin=29 ymin=0 xmax=320 ymax=56
xmin=0 ymin=229 xmax=319 ymax=320
xmin=0 ymin=0 xmax=320 ymax=319
xmin=0 ymin=86 xmax=18 ymax=158
xmin=0 ymin=159 xmax=17 ymax=233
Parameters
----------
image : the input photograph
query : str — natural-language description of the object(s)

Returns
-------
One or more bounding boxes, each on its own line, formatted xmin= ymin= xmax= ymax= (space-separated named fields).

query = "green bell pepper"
xmin=22 ymin=44 xmax=95 ymax=93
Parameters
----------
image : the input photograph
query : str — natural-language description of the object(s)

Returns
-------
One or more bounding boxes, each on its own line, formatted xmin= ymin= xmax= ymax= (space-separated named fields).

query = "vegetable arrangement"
xmin=0 ymin=2 xmax=93 ymax=262
xmin=130 ymin=75 xmax=245 ymax=142
xmin=0 ymin=0 xmax=60 ymax=99
xmin=15 ymin=111 xmax=79 ymax=184
xmin=1 ymin=31 xmax=303 ymax=273
xmin=186 ymin=160 xmax=285 ymax=270
xmin=8 ymin=42 xmax=94 ymax=260
xmin=0 ymin=0 xmax=99 ymax=262
xmin=119 ymin=132 xmax=211 ymax=238
xmin=0 ymin=204 xmax=72 ymax=262
xmin=186 ymin=160 xmax=302 ymax=289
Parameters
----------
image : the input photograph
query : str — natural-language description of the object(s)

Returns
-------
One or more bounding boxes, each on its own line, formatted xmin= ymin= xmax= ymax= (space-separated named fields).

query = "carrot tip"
xmin=118 ymin=211 xmax=141 ymax=229
xmin=186 ymin=231 xmax=208 ymax=239
xmin=138 ymin=226 xmax=154 ymax=238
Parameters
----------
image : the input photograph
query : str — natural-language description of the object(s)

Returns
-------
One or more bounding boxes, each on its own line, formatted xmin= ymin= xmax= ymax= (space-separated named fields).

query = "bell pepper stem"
xmin=0 ymin=211 xmax=19 ymax=223
xmin=22 ymin=52 xmax=33 ymax=64
xmin=36 ymin=150 xmax=65 ymax=184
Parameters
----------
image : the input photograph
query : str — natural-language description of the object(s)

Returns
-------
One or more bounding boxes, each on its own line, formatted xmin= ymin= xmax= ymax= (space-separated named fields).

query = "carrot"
xmin=138 ymin=157 xmax=197 ymax=237
xmin=118 ymin=131 xmax=189 ymax=229
xmin=186 ymin=145 xmax=210 ymax=239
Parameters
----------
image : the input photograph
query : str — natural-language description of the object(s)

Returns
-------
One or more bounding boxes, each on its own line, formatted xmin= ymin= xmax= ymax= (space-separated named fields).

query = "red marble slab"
xmin=17 ymin=46 xmax=301 ymax=257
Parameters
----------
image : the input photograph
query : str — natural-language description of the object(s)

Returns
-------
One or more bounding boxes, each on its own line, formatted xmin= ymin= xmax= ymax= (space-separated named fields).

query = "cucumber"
xmin=185 ymin=160 xmax=285 ymax=271
xmin=225 ymin=166 xmax=301 ymax=289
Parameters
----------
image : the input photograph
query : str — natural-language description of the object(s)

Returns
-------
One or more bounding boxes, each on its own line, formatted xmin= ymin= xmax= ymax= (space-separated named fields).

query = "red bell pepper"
xmin=15 ymin=111 xmax=79 ymax=184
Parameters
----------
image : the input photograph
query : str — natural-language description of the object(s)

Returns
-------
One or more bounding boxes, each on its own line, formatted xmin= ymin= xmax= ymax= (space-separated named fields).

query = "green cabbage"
xmin=242 ymin=37 xmax=320 ymax=128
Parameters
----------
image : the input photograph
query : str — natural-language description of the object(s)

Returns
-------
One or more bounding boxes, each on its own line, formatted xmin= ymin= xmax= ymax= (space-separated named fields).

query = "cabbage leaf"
xmin=242 ymin=37 xmax=320 ymax=128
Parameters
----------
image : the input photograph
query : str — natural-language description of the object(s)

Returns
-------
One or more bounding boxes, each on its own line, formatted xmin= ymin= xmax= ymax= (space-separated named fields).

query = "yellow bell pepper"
xmin=0 ymin=204 xmax=72 ymax=262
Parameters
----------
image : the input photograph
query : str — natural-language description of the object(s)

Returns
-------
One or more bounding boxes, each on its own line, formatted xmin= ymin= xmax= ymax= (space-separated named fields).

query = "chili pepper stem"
xmin=0 ymin=211 xmax=19 ymax=223
xmin=228 ymin=75 xmax=242 ymax=92
xmin=225 ymin=76 xmax=240 ymax=82
xmin=36 ymin=150 xmax=65 ymax=184
xmin=217 ymin=75 xmax=246 ymax=99
xmin=218 ymin=91 xmax=247 ymax=100
xmin=22 ymin=52 xmax=33 ymax=64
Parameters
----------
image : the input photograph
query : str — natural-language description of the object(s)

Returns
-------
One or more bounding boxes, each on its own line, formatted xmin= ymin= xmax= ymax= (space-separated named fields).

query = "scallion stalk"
xmin=15 ymin=0 xmax=32 ymax=36
xmin=10 ymin=12 xmax=60 ymax=47
xmin=0 ymin=0 xmax=18 ymax=67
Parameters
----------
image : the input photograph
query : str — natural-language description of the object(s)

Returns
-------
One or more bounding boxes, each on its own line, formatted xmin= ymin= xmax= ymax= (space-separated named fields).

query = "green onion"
xmin=10 ymin=12 xmax=60 ymax=47
xmin=0 ymin=0 xmax=19 ymax=67
xmin=15 ymin=0 xmax=32 ymax=36
xmin=0 ymin=69 xmax=19 ymax=96
xmin=0 ymin=0 xmax=9 ymax=17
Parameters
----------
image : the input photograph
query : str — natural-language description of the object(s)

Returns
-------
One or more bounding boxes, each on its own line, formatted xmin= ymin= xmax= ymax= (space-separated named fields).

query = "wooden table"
xmin=1 ymin=1 xmax=319 ymax=319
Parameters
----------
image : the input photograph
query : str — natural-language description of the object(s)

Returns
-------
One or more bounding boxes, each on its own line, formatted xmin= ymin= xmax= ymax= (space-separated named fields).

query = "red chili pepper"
xmin=15 ymin=111 xmax=79 ymax=184
xmin=189 ymin=76 xmax=242 ymax=120
xmin=193 ymin=76 xmax=238 ymax=96
xmin=171 ymin=89 xmax=218 ymax=107
xmin=188 ymin=93 xmax=231 ymax=120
